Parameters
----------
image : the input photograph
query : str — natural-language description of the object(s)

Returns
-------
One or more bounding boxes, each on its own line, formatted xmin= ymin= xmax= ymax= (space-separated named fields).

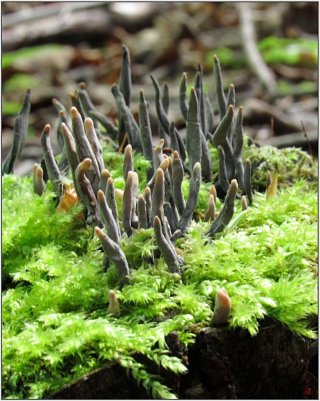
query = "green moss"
xmin=243 ymin=142 xmax=317 ymax=190
xmin=277 ymin=79 xmax=317 ymax=96
xmin=2 ymin=175 xmax=89 ymax=282
xmin=2 ymin=144 xmax=318 ymax=399
xmin=2 ymin=100 xmax=24 ymax=115
xmin=2 ymin=44 xmax=67 ymax=69
xmin=181 ymin=179 xmax=317 ymax=336
xmin=4 ymin=73 xmax=39 ymax=93
xmin=258 ymin=36 xmax=317 ymax=67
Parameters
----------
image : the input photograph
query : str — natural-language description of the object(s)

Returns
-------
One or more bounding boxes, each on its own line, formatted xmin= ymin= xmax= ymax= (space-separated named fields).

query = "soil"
xmin=50 ymin=317 xmax=318 ymax=399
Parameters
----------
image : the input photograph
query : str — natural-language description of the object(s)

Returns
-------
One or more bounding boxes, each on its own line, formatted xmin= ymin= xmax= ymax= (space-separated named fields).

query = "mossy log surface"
xmin=51 ymin=318 xmax=317 ymax=399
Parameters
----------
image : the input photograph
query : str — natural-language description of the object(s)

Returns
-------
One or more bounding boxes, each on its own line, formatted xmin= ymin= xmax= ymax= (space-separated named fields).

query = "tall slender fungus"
xmin=119 ymin=44 xmax=132 ymax=107
xmin=206 ymin=179 xmax=238 ymax=238
xmin=179 ymin=72 xmax=188 ymax=121
xmin=244 ymin=159 xmax=253 ymax=205
xmin=172 ymin=151 xmax=186 ymax=215
xmin=2 ymin=89 xmax=31 ymax=176
xmin=153 ymin=216 xmax=181 ymax=273
xmin=95 ymin=227 xmax=130 ymax=283
xmin=40 ymin=124 xmax=62 ymax=196
xmin=151 ymin=168 xmax=165 ymax=222
xmin=123 ymin=144 xmax=134 ymax=181
xmin=78 ymin=82 xmax=96 ymax=117
xmin=84 ymin=118 xmax=105 ymax=173
xmin=99 ymin=169 xmax=111 ymax=193
xmin=186 ymin=88 xmax=202 ymax=171
xmin=144 ymin=187 xmax=152 ymax=228
xmin=139 ymin=90 xmax=154 ymax=179
xmin=217 ymin=145 xmax=230 ymax=193
xmin=106 ymin=177 xmax=121 ymax=237
xmin=122 ymin=171 xmax=139 ymax=236
xmin=178 ymin=162 xmax=202 ymax=233
xmin=159 ymin=83 xmax=170 ymax=146
xmin=213 ymin=55 xmax=227 ymax=119
xmin=75 ymin=158 xmax=102 ymax=227
xmin=111 ymin=84 xmax=142 ymax=152
xmin=71 ymin=107 xmax=100 ymax=194
xmin=227 ymin=83 xmax=235 ymax=108
xmin=137 ymin=195 xmax=148 ymax=229
xmin=204 ymin=93 xmax=215 ymax=134
xmin=232 ymin=106 xmax=245 ymax=191
xmin=212 ymin=105 xmax=235 ymax=180
xmin=97 ymin=190 xmax=120 ymax=244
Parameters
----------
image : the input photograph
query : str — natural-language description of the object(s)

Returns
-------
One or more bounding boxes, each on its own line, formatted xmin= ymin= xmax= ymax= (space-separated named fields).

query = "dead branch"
xmin=238 ymin=3 xmax=278 ymax=97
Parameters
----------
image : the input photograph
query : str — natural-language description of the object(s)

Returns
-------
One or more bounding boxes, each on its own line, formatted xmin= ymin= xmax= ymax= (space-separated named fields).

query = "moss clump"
xmin=243 ymin=142 xmax=317 ymax=190
xmin=2 ymin=163 xmax=317 ymax=399
xmin=2 ymin=175 xmax=88 ymax=285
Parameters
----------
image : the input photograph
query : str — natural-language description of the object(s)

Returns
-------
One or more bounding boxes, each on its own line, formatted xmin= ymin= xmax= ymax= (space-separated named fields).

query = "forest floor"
xmin=2 ymin=2 xmax=318 ymax=176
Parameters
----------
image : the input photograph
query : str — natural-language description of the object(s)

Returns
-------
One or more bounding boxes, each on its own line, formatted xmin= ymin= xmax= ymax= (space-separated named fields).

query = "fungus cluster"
xmin=46 ymin=50 xmax=247 ymax=283
xmin=3 ymin=45 xmax=256 ymax=324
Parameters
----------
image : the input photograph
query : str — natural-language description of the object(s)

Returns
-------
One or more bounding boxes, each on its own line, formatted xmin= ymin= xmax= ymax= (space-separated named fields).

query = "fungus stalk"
xmin=2 ymin=89 xmax=31 ymax=176
xmin=75 ymin=158 xmax=102 ymax=227
xmin=71 ymin=107 xmax=100 ymax=194
xmin=232 ymin=107 xmax=245 ymax=191
xmin=106 ymin=177 xmax=121 ymax=237
xmin=212 ymin=105 xmax=235 ymax=181
xmin=84 ymin=117 xmax=105 ymax=173
xmin=213 ymin=55 xmax=227 ymax=119
xmin=186 ymin=89 xmax=202 ymax=171
xmin=244 ymin=159 xmax=253 ymax=205
xmin=138 ymin=90 xmax=154 ymax=179
xmin=99 ymin=169 xmax=111 ymax=193
xmin=178 ymin=162 xmax=202 ymax=233
xmin=206 ymin=179 xmax=238 ymax=238
xmin=122 ymin=171 xmax=139 ymax=236
xmin=40 ymin=124 xmax=61 ymax=196
xmin=172 ymin=151 xmax=186 ymax=215
xmin=123 ymin=144 xmax=134 ymax=182
xmin=61 ymin=122 xmax=80 ymax=196
xmin=137 ymin=195 xmax=148 ymax=229
xmin=153 ymin=216 xmax=181 ymax=274
xmin=32 ymin=163 xmax=46 ymax=196
xmin=95 ymin=227 xmax=130 ymax=283
xmin=211 ymin=288 xmax=232 ymax=326
xmin=98 ymin=190 xmax=120 ymax=244
xmin=179 ymin=72 xmax=188 ymax=121
xmin=111 ymin=84 xmax=142 ymax=152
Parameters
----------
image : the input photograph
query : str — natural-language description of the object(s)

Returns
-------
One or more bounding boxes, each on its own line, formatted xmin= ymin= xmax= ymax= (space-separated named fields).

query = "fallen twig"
xmin=238 ymin=3 xmax=277 ymax=96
